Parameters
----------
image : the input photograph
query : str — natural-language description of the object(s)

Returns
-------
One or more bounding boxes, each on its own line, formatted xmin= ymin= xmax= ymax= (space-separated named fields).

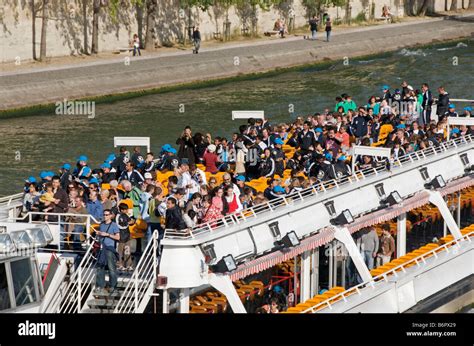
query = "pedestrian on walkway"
xmin=325 ymin=15 xmax=332 ymax=42
xmin=193 ymin=26 xmax=201 ymax=54
xmin=308 ymin=15 xmax=318 ymax=40
xmin=133 ymin=34 xmax=141 ymax=56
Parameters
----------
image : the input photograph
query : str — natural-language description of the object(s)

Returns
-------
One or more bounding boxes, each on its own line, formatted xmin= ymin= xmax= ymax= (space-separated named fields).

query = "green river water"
xmin=0 ymin=40 xmax=473 ymax=196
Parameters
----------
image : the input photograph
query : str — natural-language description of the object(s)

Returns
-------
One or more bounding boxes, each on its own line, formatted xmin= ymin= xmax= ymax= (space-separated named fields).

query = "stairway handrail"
xmin=113 ymin=230 xmax=159 ymax=313
xmin=58 ymin=235 xmax=98 ymax=313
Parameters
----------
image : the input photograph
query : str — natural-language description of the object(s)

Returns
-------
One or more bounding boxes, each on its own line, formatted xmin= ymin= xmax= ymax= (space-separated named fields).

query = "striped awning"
xmin=228 ymin=176 xmax=474 ymax=281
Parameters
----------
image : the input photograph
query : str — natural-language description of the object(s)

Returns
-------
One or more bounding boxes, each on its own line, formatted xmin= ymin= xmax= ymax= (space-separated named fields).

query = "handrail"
xmin=59 ymin=237 xmax=98 ymax=313
xmin=300 ymin=230 xmax=474 ymax=313
xmin=0 ymin=192 xmax=23 ymax=206
xmin=164 ymin=134 xmax=474 ymax=239
xmin=113 ymin=230 xmax=159 ymax=313
xmin=4 ymin=211 xmax=101 ymax=253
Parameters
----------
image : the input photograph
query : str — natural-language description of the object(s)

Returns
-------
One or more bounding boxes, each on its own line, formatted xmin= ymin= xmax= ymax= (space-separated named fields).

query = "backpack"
xmin=116 ymin=213 xmax=131 ymax=243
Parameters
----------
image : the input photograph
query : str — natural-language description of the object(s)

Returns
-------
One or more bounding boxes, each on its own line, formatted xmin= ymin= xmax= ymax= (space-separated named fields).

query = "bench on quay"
xmin=376 ymin=16 xmax=392 ymax=24
xmin=113 ymin=47 xmax=134 ymax=55
xmin=264 ymin=30 xmax=280 ymax=37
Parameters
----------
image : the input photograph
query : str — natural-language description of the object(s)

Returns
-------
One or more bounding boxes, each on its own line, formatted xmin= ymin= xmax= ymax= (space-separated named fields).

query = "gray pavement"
xmin=0 ymin=14 xmax=473 ymax=111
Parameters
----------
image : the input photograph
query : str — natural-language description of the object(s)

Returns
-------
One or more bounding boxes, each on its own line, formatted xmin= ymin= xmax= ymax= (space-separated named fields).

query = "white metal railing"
xmin=164 ymin=134 xmax=474 ymax=239
xmin=58 ymin=237 xmax=98 ymax=313
xmin=0 ymin=192 xmax=23 ymax=206
xmin=300 ymin=230 xmax=474 ymax=313
xmin=4 ymin=211 xmax=100 ymax=253
xmin=114 ymin=230 xmax=159 ymax=313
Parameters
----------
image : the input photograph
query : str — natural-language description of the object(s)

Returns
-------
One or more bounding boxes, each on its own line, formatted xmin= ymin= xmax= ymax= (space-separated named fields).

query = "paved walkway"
xmin=0 ymin=14 xmax=473 ymax=111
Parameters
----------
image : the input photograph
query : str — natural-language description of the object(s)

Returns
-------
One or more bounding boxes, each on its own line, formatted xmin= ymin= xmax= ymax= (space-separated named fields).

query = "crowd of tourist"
xmin=18 ymin=82 xmax=472 ymax=291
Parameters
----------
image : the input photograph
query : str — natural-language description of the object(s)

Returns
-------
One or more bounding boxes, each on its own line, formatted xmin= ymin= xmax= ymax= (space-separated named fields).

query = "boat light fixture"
xmin=280 ymin=231 xmax=300 ymax=248
xmin=425 ymin=175 xmax=446 ymax=190
xmin=211 ymin=254 xmax=237 ymax=273
xmin=330 ymin=209 xmax=354 ymax=225
xmin=382 ymin=191 xmax=403 ymax=206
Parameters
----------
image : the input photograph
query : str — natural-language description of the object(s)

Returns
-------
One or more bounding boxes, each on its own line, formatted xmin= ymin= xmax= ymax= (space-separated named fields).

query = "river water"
xmin=0 ymin=41 xmax=473 ymax=196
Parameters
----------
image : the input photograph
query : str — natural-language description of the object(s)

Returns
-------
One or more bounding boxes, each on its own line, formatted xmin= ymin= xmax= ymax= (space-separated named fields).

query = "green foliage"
xmin=301 ymin=0 xmax=347 ymax=13
xmin=180 ymin=0 xmax=214 ymax=11
xmin=354 ymin=10 xmax=366 ymax=23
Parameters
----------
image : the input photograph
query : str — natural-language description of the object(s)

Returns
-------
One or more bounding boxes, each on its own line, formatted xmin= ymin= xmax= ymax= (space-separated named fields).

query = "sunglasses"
xmin=103 ymin=213 xmax=111 ymax=216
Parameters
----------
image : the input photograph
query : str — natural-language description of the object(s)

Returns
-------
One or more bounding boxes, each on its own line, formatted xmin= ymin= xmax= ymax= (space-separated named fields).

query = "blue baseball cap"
xmin=100 ymin=162 xmax=111 ymax=169
xmin=79 ymin=166 xmax=91 ymax=177
xmin=464 ymin=106 xmax=472 ymax=112
xmin=315 ymin=127 xmax=323 ymax=133
xmin=25 ymin=176 xmax=37 ymax=183
xmin=325 ymin=152 xmax=333 ymax=161
xmin=46 ymin=171 xmax=54 ymax=178
xmin=89 ymin=177 xmax=99 ymax=184
xmin=273 ymin=285 xmax=283 ymax=294
xmin=77 ymin=155 xmax=88 ymax=162
xmin=162 ymin=144 xmax=172 ymax=152
xmin=381 ymin=85 xmax=389 ymax=91
xmin=39 ymin=171 xmax=48 ymax=179
xmin=62 ymin=163 xmax=71 ymax=170
xmin=169 ymin=148 xmax=177 ymax=155
xmin=274 ymin=138 xmax=284 ymax=145
xmin=396 ymin=124 xmax=406 ymax=129
xmin=236 ymin=175 xmax=245 ymax=182
xmin=448 ymin=104 xmax=455 ymax=109
xmin=338 ymin=155 xmax=346 ymax=161
xmin=273 ymin=186 xmax=285 ymax=193
xmin=451 ymin=128 xmax=460 ymax=134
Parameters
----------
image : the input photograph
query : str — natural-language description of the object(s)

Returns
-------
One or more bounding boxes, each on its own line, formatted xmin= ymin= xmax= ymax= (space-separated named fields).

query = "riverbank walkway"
xmin=0 ymin=12 xmax=473 ymax=112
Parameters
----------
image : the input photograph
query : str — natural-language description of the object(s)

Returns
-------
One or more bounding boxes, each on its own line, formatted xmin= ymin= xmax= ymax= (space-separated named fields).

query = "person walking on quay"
xmin=193 ymin=26 xmax=201 ymax=54
xmin=325 ymin=15 xmax=332 ymax=42
xmin=133 ymin=34 xmax=141 ymax=56
xmin=308 ymin=15 xmax=318 ymax=40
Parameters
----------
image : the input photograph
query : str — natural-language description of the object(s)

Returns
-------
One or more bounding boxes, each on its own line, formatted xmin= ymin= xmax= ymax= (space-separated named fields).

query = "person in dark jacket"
xmin=112 ymin=147 xmax=128 ymax=177
xmin=130 ymin=146 xmax=144 ymax=168
xmin=436 ymin=86 xmax=450 ymax=118
xmin=192 ymin=26 xmax=201 ymax=54
xmin=165 ymin=197 xmax=187 ymax=230
xmin=100 ymin=163 xmax=117 ymax=183
xmin=176 ymin=126 xmax=196 ymax=165
xmin=119 ymin=162 xmax=144 ymax=187
xmin=297 ymin=121 xmax=318 ymax=153
xmin=381 ymin=85 xmax=392 ymax=102
xmin=51 ymin=176 xmax=69 ymax=214
xmin=351 ymin=112 xmax=370 ymax=141
xmin=260 ymin=148 xmax=276 ymax=178
xmin=421 ymin=83 xmax=433 ymax=125
xmin=59 ymin=163 xmax=72 ymax=190
xmin=272 ymin=138 xmax=286 ymax=177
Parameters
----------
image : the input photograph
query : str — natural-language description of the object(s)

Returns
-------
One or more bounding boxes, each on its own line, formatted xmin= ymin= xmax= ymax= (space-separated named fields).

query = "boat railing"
xmin=58 ymin=234 xmax=98 ymax=313
xmin=113 ymin=230 xmax=159 ymax=313
xmin=164 ymin=134 xmax=474 ymax=240
xmin=0 ymin=192 xmax=23 ymax=206
xmin=300 ymin=230 xmax=474 ymax=313
xmin=3 ymin=211 xmax=101 ymax=253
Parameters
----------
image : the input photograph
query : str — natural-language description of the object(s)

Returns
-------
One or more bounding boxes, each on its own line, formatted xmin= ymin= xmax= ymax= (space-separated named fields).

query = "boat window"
xmin=0 ymin=263 xmax=11 ymax=311
xmin=11 ymin=258 xmax=36 ymax=307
